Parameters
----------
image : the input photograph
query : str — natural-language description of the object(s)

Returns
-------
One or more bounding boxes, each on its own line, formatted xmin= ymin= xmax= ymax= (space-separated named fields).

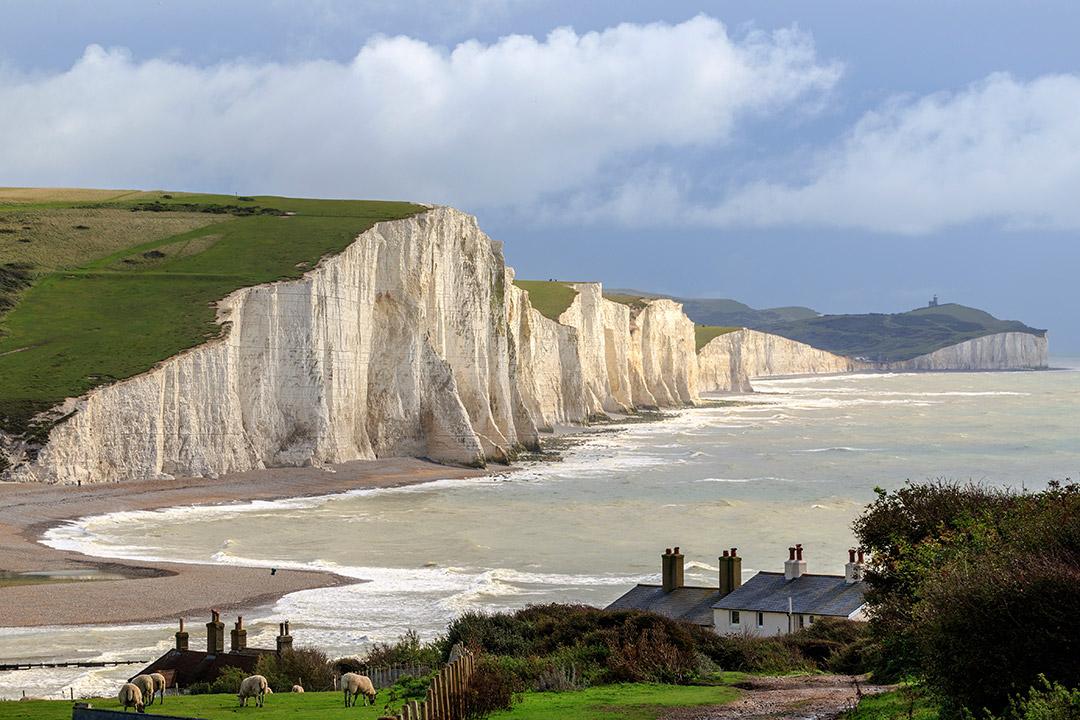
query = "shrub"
xmin=187 ymin=665 xmax=247 ymax=695
xmin=988 ymin=677 xmax=1080 ymax=720
xmin=362 ymin=629 xmax=442 ymax=668
xmin=255 ymin=647 xmax=336 ymax=693
xmin=463 ymin=655 xmax=523 ymax=719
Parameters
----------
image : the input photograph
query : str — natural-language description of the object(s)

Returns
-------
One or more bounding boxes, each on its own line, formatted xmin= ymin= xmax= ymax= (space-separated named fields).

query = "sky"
xmin=2 ymin=1 xmax=1078 ymax=352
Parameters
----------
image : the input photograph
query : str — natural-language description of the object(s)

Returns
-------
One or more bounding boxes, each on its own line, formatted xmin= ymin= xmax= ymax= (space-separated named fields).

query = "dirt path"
xmin=664 ymin=675 xmax=894 ymax=720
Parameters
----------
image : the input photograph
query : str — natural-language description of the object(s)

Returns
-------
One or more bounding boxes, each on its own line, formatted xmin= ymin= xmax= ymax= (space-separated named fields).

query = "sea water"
xmin=2 ymin=365 xmax=1078 ymax=698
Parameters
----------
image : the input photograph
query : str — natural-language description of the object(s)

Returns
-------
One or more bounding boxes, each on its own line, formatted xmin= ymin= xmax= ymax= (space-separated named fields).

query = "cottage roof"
xmin=133 ymin=648 xmax=275 ymax=688
xmin=711 ymin=572 xmax=866 ymax=616
xmin=605 ymin=584 xmax=723 ymax=626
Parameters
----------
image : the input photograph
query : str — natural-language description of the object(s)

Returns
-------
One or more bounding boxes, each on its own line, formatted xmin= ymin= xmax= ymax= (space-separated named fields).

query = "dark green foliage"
xmin=442 ymin=604 xmax=867 ymax=689
xmin=854 ymin=481 xmax=1080 ymax=716
xmin=359 ymin=629 xmax=442 ymax=669
xmin=255 ymin=648 xmax=337 ymax=693
xmin=187 ymin=665 xmax=248 ymax=695
xmin=130 ymin=201 xmax=286 ymax=216
xmin=462 ymin=655 xmax=524 ymax=719
xmin=982 ymin=677 xmax=1080 ymax=720
xmin=0 ymin=262 xmax=33 ymax=314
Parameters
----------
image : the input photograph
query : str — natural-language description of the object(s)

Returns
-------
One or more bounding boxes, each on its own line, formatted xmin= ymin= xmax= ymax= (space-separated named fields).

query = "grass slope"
xmin=0 ymin=683 xmax=740 ymax=720
xmin=491 ymin=683 xmax=739 ymax=720
xmin=0 ymin=190 xmax=422 ymax=435
xmin=694 ymin=325 xmax=740 ymax=351
xmin=0 ymin=690 xmax=407 ymax=720
xmin=842 ymin=688 xmax=939 ymax=720
xmin=513 ymin=280 xmax=579 ymax=321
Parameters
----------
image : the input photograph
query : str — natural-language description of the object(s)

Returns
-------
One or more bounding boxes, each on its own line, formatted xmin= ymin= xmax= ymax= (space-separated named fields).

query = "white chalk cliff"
xmin=2 ymin=207 xmax=1050 ymax=484
xmin=877 ymin=332 xmax=1048 ymax=372
xmin=697 ymin=328 xmax=863 ymax=392
xmin=9 ymin=208 xmax=698 ymax=484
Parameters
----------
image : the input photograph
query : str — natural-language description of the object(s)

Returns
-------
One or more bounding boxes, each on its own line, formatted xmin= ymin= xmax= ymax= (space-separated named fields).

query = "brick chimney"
xmin=784 ymin=544 xmax=806 ymax=580
xmin=230 ymin=616 xmax=247 ymax=652
xmin=175 ymin=618 xmax=189 ymax=651
xmin=718 ymin=547 xmax=743 ymax=596
xmin=661 ymin=547 xmax=685 ymax=593
xmin=276 ymin=621 xmax=293 ymax=655
xmin=206 ymin=610 xmax=224 ymax=655
xmin=845 ymin=548 xmax=865 ymax=584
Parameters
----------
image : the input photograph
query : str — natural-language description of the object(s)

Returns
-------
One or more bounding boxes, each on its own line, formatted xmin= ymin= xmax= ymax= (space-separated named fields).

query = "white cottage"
xmin=607 ymin=545 xmax=867 ymax=636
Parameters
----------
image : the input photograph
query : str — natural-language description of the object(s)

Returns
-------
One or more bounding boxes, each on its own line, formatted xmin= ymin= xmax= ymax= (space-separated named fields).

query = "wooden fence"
xmin=359 ymin=664 xmax=432 ymax=690
xmin=392 ymin=649 xmax=475 ymax=720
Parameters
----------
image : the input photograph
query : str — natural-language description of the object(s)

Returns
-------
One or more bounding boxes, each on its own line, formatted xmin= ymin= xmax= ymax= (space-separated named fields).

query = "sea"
xmin=1 ymin=362 xmax=1077 ymax=699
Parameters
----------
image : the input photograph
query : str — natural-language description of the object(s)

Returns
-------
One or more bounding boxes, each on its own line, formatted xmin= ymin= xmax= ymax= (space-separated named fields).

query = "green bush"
xmin=978 ymin=677 xmax=1080 ymax=720
xmin=254 ymin=647 xmax=336 ymax=693
xmin=187 ymin=665 xmax=247 ymax=695
xmin=463 ymin=655 xmax=524 ymax=719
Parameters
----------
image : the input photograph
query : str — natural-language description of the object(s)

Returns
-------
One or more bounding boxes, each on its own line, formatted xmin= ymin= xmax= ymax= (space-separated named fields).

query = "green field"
xmin=0 ymin=190 xmax=422 ymax=435
xmin=513 ymin=280 xmax=579 ymax=321
xmin=492 ymin=683 xmax=739 ymax=719
xmin=843 ymin=688 xmax=939 ymax=720
xmin=694 ymin=325 xmax=740 ymax=351
xmin=0 ymin=683 xmax=739 ymax=720
xmin=0 ymin=690 xmax=405 ymax=720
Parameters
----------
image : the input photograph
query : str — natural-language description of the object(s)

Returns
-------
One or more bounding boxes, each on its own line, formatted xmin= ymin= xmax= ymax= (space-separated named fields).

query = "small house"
xmin=606 ymin=544 xmax=867 ymax=637
xmin=133 ymin=611 xmax=295 ymax=689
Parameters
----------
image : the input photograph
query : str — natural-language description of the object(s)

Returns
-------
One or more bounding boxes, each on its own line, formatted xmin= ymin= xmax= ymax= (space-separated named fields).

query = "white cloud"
xmin=0 ymin=16 xmax=839 ymax=210
xmin=705 ymin=72 xmax=1080 ymax=233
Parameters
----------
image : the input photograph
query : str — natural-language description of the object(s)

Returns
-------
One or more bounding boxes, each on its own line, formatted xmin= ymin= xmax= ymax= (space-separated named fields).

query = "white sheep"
xmin=341 ymin=672 xmax=376 ymax=707
xmin=149 ymin=672 xmax=167 ymax=704
xmin=129 ymin=676 xmax=155 ymax=706
xmin=238 ymin=674 xmax=269 ymax=708
xmin=117 ymin=683 xmax=145 ymax=713
xmin=291 ymin=680 xmax=304 ymax=693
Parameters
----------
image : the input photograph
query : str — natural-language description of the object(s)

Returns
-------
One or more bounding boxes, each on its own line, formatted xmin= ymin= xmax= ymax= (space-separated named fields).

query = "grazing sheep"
xmin=129 ymin=676 xmax=155 ymax=706
xmin=149 ymin=673 xmax=167 ymax=704
xmin=238 ymin=674 xmax=269 ymax=708
xmin=118 ymin=683 xmax=145 ymax=713
xmin=341 ymin=672 xmax=376 ymax=707
xmin=291 ymin=680 xmax=304 ymax=693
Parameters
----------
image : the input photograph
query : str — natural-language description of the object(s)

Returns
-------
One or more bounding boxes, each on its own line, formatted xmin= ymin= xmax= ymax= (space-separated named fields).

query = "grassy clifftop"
xmin=0 ymin=188 xmax=422 ymax=435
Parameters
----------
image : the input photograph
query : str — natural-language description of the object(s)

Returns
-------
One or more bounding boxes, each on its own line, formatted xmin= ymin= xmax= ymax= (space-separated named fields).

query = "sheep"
xmin=291 ymin=679 xmax=304 ymax=693
xmin=341 ymin=672 xmax=376 ymax=707
xmin=118 ymin=683 xmax=145 ymax=713
xmin=149 ymin=673 xmax=167 ymax=704
xmin=129 ymin=676 xmax=155 ymax=706
xmin=237 ymin=674 xmax=269 ymax=708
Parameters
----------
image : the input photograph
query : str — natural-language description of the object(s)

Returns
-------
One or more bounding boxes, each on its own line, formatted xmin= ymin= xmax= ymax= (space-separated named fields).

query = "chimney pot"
xmin=722 ymin=550 xmax=729 ymax=557
xmin=673 ymin=546 xmax=680 ymax=555
xmin=788 ymin=546 xmax=796 ymax=561
xmin=730 ymin=548 xmax=737 ymax=557
xmin=796 ymin=545 xmax=804 ymax=561
xmin=665 ymin=548 xmax=671 ymax=555
xmin=849 ymin=548 xmax=856 ymax=563
xmin=858 ymin=549 xmax=865 ymax=563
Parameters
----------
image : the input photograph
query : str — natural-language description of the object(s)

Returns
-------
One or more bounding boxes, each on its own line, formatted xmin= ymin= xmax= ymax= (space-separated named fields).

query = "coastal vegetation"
xmin=0 ymin=189 xmax=422 ymax=436
xmin=694 ymin=324 xmax=739 ymax=351
xmin=512 ymin=280 xmax=578 ymax=321
xmin=852 ymin=480 xmax=1079 ymax=718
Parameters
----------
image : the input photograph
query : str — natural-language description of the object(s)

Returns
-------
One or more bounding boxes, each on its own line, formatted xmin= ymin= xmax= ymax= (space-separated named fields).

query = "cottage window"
xmin=809 ymin=615 xmax=815 ymax=624
xmin=798 ymin=614 xmax=805 ymax=628
xmin=730 ymin=610 xmax=740 ymax=625
xmin=756 ymin=611 xmax=764 ymax=627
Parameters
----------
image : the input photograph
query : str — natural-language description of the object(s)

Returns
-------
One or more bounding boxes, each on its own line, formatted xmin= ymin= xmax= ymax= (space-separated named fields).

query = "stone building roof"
xmin=711 ymin=572 xmax=866 ymax=617
xmin=605 ymin=584 xmax=723 ymax=626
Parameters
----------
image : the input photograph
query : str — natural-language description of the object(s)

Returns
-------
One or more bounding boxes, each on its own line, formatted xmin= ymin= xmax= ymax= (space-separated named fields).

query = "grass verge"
xmin=694 ymin=325 xmax=740 ymax=351
xmin=490 ymin=683 xmax=739 ymax=720
xmin=842 ymin=688 xmax=939 ymax=720
xmin=513 ymin=280 xmax=579 ymax=321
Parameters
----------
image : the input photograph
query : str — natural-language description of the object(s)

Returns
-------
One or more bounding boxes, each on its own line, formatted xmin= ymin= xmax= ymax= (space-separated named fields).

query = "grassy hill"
xmin=694 ymin=325 xmax=740 ymax=351
xmin=605 ymin=289 xmax=817 ymax=327
xmin=0 ymin=188 xmax=422 ymax=437
xmin=513 ymin=280 xmax=579 ymax=320
xmin=762 ymin=303 xmax=1046 ymax=362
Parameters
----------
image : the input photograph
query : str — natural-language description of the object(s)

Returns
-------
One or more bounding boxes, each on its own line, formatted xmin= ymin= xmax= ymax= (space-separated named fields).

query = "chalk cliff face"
xmin=879 ymin=332 xmax=1048 ymax=372
xmin=3 ymin=207 xmax=1050 ymax=484
xmin=9 ymin=209 xmax=701 ymax=484
xmin=698 ymin=329 xmax=862 ymax=392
